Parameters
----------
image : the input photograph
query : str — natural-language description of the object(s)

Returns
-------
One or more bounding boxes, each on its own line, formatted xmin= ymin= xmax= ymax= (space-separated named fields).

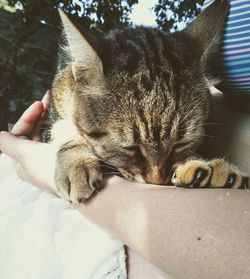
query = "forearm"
xmin=77 ymin=176 xmax=250 ymax=279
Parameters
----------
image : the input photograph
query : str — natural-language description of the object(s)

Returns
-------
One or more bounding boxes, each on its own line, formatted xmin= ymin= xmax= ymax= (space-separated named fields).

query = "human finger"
xmin=11 ymin=101 xmax=44 ymax=137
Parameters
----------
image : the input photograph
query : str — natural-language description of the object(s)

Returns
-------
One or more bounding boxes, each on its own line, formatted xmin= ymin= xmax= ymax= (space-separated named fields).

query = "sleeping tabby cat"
xmin=48 ymin=0 xmax=249 ymax=203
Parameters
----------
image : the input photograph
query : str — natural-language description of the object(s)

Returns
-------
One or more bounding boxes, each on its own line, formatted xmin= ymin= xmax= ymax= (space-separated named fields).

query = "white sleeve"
xmin=0 ymin=154 xmax=127 ymax=279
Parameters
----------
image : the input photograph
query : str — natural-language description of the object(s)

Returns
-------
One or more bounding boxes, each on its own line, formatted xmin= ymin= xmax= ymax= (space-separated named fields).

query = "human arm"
xmin=77 ymin=176 xmax=250 ymax=279
xmin=0 ymin=93 xmax=250 ymax=279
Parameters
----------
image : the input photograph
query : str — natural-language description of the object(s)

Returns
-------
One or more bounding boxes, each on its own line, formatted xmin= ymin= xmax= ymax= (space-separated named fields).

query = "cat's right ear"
xmin=58 ymin=9 xmax=105 ymax=80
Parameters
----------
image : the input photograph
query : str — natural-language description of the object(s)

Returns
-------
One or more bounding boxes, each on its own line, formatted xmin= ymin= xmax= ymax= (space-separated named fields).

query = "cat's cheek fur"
xmin=50 ymin=119 xmax=79 ymax=146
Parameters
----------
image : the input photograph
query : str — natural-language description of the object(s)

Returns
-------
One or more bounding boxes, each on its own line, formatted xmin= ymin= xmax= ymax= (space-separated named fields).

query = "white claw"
xmin=171 ymin=172 xmax=177 ymax=184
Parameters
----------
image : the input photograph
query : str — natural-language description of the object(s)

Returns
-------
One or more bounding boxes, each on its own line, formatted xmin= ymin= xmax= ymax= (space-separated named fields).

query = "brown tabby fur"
xmin=47 ymin=0 xmax=249 ymax=203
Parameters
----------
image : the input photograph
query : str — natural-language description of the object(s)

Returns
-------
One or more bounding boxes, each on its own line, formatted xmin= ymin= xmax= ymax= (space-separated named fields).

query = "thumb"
xmin=11 ymin=101 xmax=44 ymax=137
xmin=0 ymin=131 xmax=35 ymax=159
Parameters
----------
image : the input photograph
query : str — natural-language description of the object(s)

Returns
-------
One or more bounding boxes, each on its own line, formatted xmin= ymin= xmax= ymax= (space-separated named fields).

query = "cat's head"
xmin=58 ymin=0 xmax=228 ymax=184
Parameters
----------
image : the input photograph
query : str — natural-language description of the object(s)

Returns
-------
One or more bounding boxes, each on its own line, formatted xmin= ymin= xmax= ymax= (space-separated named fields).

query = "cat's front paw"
xmin=172 ymin=159 xmax=249 ymax=189
xmin=55 ymin=151 xmax=102 ymax=203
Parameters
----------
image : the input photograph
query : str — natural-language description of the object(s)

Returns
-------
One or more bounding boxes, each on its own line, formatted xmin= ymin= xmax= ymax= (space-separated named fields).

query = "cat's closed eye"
xmin=123 ymin=146 xmax=149 ymax=162
xmin=86 ymin=130 xmax=108 ymax=139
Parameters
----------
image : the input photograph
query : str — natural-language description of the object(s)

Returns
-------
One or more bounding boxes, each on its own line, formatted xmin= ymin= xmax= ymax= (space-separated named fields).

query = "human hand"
xmin=0 ymin=91 xmax=56 ymax=193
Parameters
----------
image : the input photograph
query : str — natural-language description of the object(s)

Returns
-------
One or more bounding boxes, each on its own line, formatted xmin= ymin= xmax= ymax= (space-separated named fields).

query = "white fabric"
xmin=0 ymin=154 xmax=127 ymax=279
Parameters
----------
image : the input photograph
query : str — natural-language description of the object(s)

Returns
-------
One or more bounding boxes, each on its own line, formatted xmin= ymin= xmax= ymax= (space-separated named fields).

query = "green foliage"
xmin=4 ymin=0 xmax=205 ymax=32
xmin=0 ymin=0 xmax=16 ymax=12
xmin=154 ymin=0 xmax=205 ymax=31
xmin=5 ymin=0 xmax=138 ymax=31
xmin=71 ymin=0 xmax=139 ymax=31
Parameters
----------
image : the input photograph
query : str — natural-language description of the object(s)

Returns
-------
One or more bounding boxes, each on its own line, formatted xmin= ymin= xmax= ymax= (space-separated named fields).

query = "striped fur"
xmin=48 ymin=1 xmax=249 ymax=203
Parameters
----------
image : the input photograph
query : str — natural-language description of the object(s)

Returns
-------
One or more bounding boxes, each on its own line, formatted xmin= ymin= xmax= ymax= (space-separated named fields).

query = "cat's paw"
xmin=55 ymin=150 xmax=102 ymax=203
xmin=172 ymin=159 xmax=249 ymax=189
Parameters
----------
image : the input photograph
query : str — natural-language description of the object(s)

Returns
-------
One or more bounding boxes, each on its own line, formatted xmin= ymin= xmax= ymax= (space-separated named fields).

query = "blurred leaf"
xmin=5 ymin=0 xmax=138 ymax=31
xmin=154 ymin=0 xmax=205 ymax=32
xmin=0 ymin=0 xmax=16 ymax=12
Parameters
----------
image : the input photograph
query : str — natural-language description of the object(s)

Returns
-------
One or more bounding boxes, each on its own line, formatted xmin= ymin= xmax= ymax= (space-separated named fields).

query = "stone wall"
xmin=0 ymin=9 xmax=60 ymax=130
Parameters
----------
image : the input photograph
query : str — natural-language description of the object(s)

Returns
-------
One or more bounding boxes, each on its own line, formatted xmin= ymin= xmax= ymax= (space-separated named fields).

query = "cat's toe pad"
xmin=172 ymin=160 xmax=211 ymax=188
xmin=172 ymin=159 xmax=249 ymax=189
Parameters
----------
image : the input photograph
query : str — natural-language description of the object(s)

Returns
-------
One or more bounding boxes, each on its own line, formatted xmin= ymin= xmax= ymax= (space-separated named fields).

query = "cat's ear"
xmin=183 ymin=0 xmax=229 ymax=58
xmin=58 ymin=9 xmax=105 ymax=80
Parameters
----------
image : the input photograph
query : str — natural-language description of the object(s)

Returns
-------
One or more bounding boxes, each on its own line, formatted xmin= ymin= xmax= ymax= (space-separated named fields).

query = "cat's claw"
xmin=240 ymin=177 xmax=250 ymax=189
xmin=90 ymin=180 xmax=103 ymax=191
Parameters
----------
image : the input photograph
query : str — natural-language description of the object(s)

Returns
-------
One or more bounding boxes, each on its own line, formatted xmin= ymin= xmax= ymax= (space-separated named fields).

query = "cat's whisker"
xmin=99 ymin=163 xmax=119 ymax=172
xmin=181 ymin=94 xmax=209 ymax=123
xmin=104 ymin=163 xmax=118 ymax=169
xmin=201 ymin=134 xmax=214 ymax=139
xmin=203 ymin=122 xmax=226 ymax=126
xmin=105 ymin=166 xmax=119 ymax=172
xmin=183 ymin=89 xmax=208 ymax=111
xmin=187 ymin=133 xmax=214 ymax=139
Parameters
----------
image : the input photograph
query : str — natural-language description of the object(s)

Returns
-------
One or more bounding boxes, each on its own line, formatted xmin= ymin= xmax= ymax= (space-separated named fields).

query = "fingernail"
xmin=41 ymin=90 xmax=51 ymax=102
xmin=46 ymin=89 xmax=52 ymax=96
xmin=28 ymin=101 xmax=42 ymax=112
xmin=33 ymin=101 xmax=41 ymax=106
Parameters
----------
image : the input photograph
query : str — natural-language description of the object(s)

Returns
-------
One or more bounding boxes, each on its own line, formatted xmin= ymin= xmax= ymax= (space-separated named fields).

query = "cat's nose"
xmin=144 ymin=166 xmax=166 ymax=185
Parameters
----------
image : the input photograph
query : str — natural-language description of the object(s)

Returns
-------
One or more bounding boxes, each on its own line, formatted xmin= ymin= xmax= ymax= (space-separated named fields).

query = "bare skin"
xmin=79 ymin=176 xmax=250 ymax=279
xmin=0 ymin=90 xmax=250 ymax=279
xmin=0 ymin=91 xmax=56 ymax=192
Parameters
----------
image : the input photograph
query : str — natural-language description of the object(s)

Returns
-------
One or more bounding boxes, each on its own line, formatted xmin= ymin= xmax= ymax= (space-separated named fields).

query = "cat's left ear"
xmin=182 ymin=0 xmax=229 ymax=62
xmin=58 ymin=10 xmax=106 ymax=80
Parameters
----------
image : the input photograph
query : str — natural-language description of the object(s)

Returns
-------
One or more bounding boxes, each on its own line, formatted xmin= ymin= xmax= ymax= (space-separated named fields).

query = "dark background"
xmin=0 ymin=0 xmax=204 ymax=130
